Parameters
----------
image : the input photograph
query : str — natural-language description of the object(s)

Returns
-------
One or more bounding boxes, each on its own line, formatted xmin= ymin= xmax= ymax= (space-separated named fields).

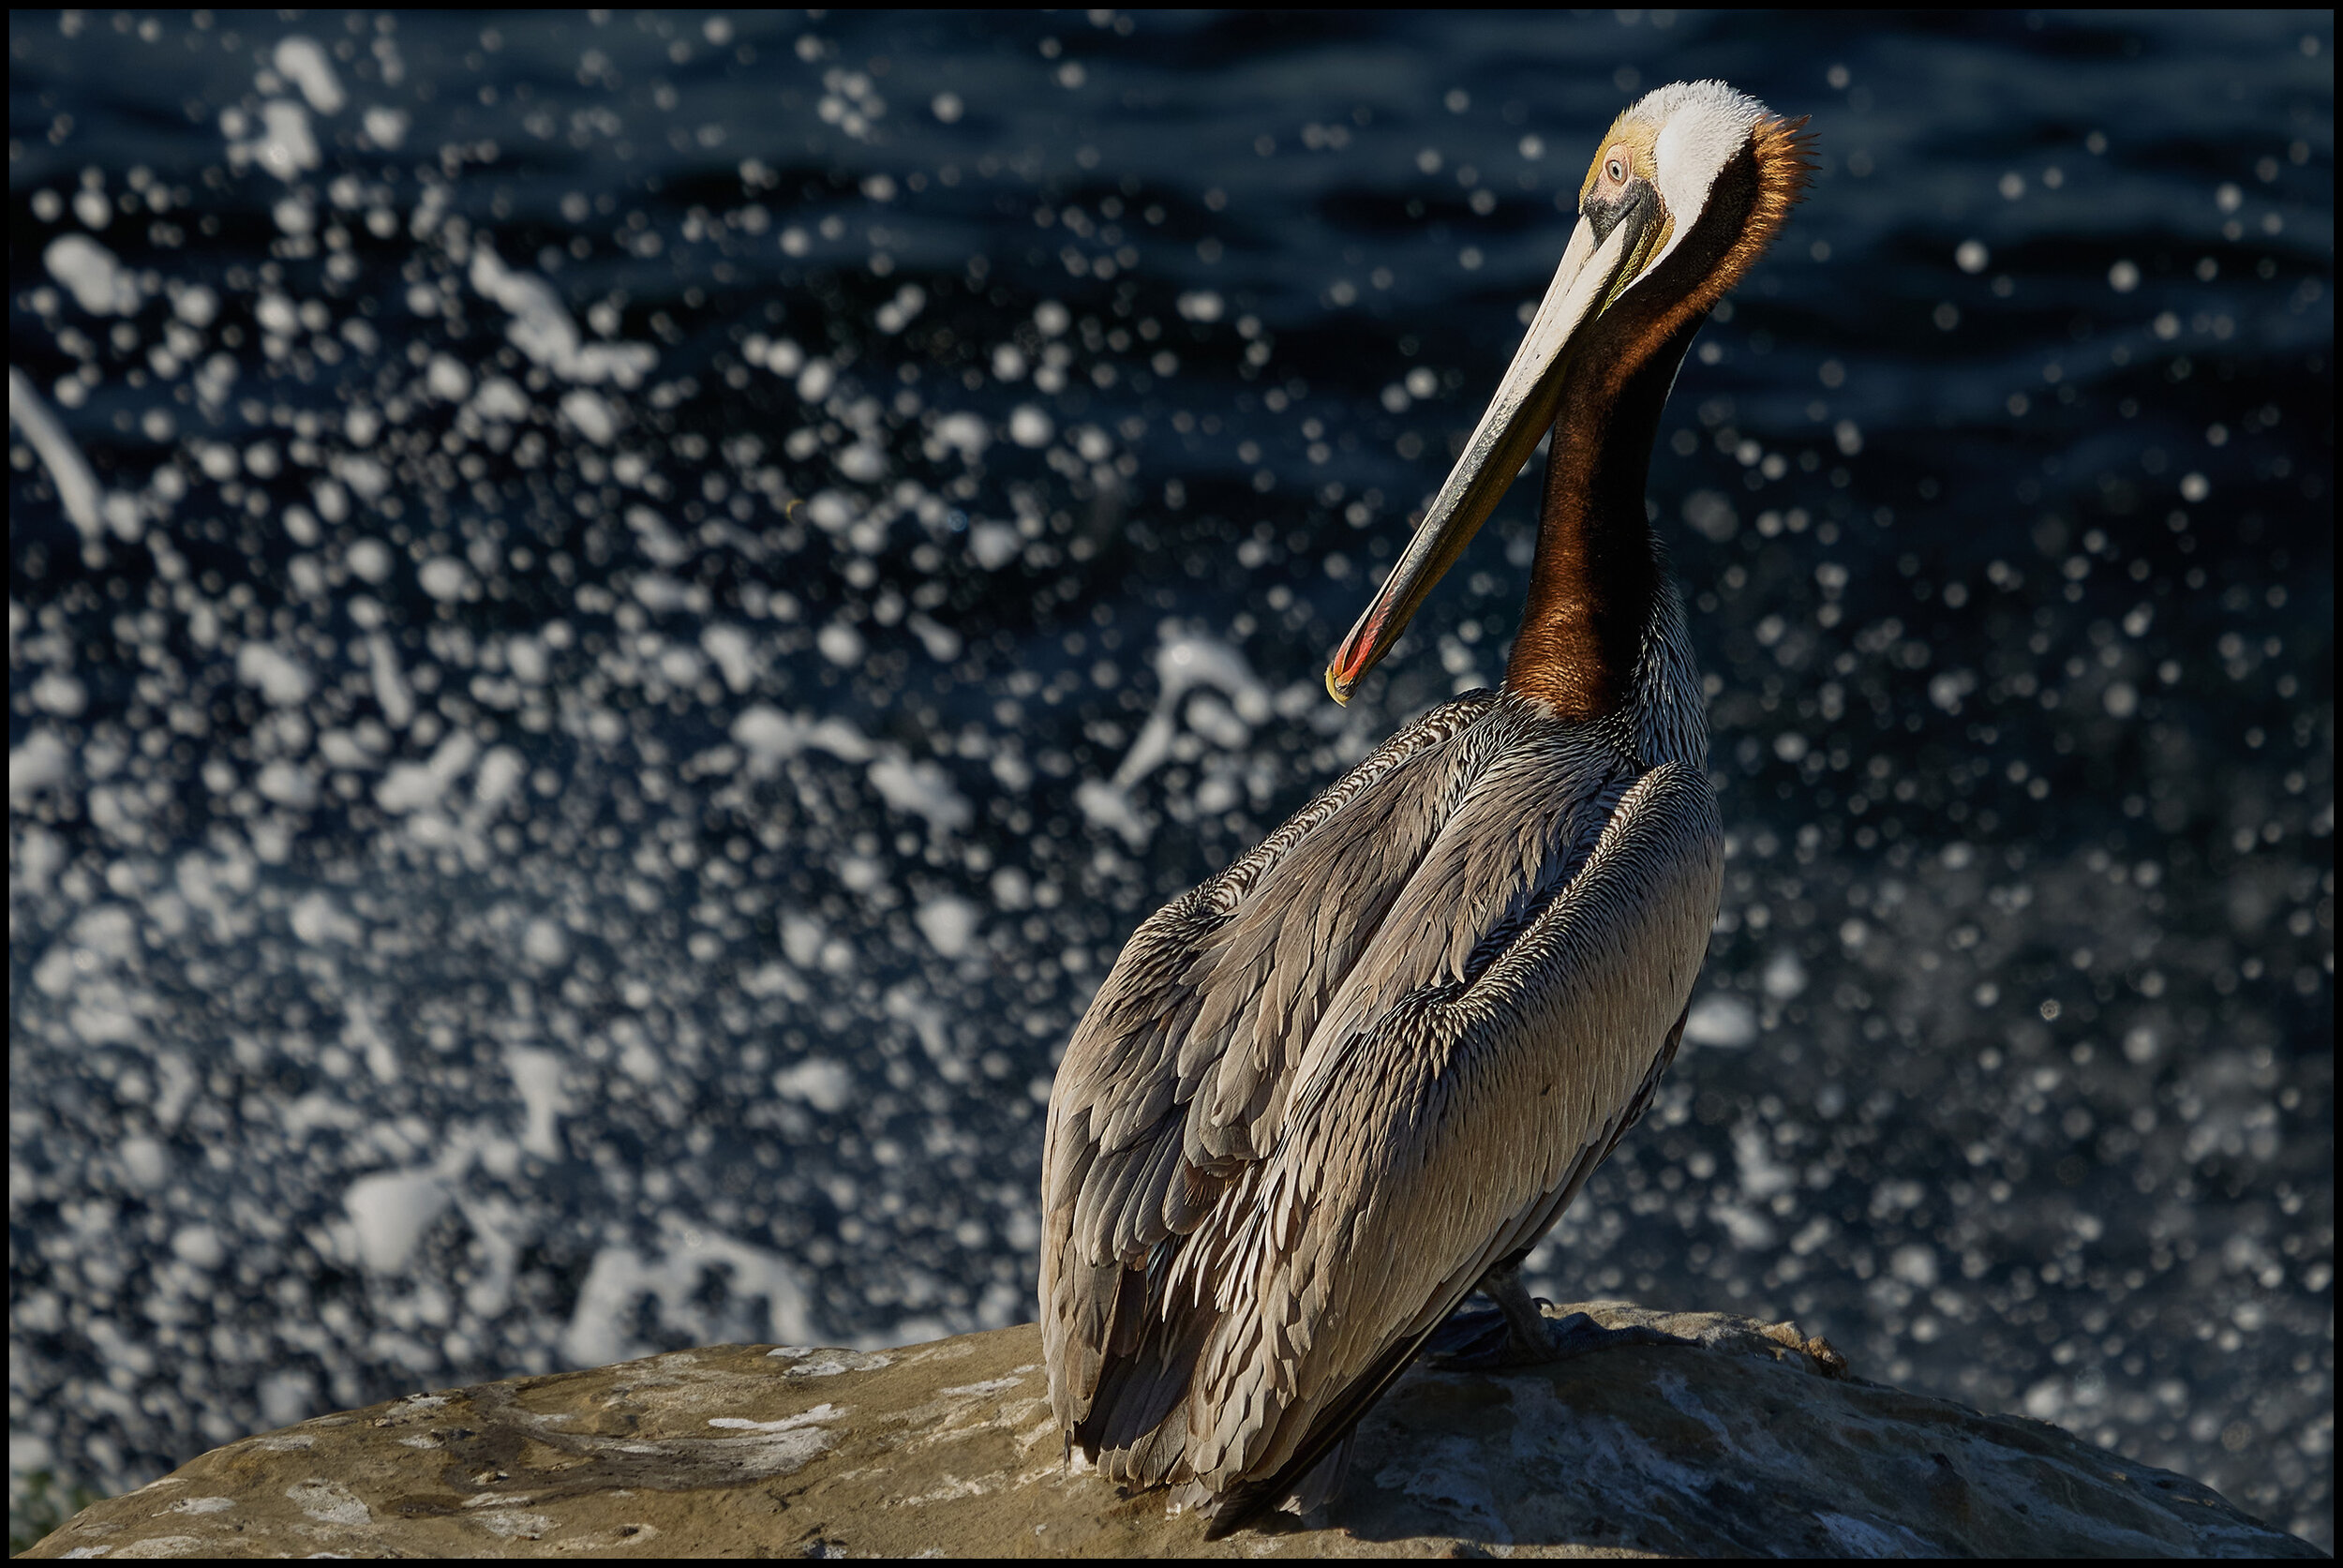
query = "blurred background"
xmin=7 ymin=8 xmax=2332 ymax=1550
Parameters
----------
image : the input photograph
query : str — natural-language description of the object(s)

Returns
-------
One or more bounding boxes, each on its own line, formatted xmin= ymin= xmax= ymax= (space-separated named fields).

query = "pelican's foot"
xmin=1430 ymin=1268 xmax=1695 ymax=1369
xmin=1425 ymin=1303 xmax=1515 ymax=1366
xmin=1431 ymin=1306 xmax=1695 ymax=1369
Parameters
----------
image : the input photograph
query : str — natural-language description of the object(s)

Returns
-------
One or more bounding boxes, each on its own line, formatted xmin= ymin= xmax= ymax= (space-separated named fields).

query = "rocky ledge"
xmin=26 ymin=1300 xmax=2315 ymax=1559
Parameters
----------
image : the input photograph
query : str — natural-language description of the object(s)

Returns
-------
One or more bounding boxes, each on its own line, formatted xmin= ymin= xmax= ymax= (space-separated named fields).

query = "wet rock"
xmin=23 ymin=1301 xmax=2316 ymax=1559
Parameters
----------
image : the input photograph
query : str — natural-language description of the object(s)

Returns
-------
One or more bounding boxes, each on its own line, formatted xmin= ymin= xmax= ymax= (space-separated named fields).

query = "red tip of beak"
xmin=1331 ymin=609 xmax=1383 ymax=689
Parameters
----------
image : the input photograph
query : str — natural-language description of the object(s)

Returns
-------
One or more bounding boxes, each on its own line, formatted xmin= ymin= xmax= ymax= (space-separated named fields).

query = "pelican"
xmin=1040 ymin=82 xmax=1813 ymax=1536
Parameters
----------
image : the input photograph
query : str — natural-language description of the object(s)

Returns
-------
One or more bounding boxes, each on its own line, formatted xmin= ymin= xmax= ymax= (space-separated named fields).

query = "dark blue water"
xmin=8 ymin=10 xmax=2332 ymax=1547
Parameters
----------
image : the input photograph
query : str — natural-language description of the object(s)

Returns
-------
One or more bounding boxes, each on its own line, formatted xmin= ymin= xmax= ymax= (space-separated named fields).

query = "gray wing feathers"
xmin=1041 ymin=693 xmax=1497 ymax=1442
xmin=1183 ymin=759 xmax=1722 ymax=1487
xmin=1041 ymin=691 xmax=1722 ymax=1501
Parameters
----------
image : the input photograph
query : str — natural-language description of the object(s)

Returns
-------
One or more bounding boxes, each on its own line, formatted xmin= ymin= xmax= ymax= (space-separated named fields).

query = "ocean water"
xmin=7 ymin=8 xmax=2332 ymax=1548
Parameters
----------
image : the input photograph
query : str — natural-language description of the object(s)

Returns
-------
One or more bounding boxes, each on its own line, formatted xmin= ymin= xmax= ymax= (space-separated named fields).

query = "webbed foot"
xmin=1425 ymin=1303 xmax=1515 ymax=1366
xmin=1429 ymin=1267 xmax=1694 ymax=1369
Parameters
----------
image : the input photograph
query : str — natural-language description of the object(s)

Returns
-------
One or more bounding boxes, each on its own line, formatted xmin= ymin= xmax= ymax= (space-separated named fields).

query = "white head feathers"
xmin=1622 ymin=80 xmax=1772 ymax=281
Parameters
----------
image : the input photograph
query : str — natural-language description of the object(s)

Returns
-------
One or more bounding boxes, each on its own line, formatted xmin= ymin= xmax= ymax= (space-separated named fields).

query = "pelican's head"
xmin=1325 ymin=82 xmax=1813 ymax=704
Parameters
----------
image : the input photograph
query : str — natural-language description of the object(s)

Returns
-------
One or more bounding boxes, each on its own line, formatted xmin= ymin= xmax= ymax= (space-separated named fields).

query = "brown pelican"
xmin=1040 ymin=82 xmax=1813 ymax=1536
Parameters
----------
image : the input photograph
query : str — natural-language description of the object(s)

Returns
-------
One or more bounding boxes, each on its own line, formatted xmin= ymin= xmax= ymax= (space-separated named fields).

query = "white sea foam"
xmin=505 ymin=1045 xmax=569 ymax=1160
xmin=470 ymin=241 xmax=657 ymax=388
xmin=915 ymin=896 xmax=980 ymax=959
xmin=563 ymin=1220 xmax=815 ymax=1366
xmin=774 ymin=1058 xmax=854 ymax=1114
xmin=42 ymin=234 xmax=142 ymax=317
xmin=1683 ymin=992 xmax=1757 ymax=1049
xmin=343 ymin=1169 xmax=452 ymax=1274
xmin=868 ymin=755 xmax=973 ymax=835
xmin=272 ymin=37 xmax=346 ymax=115
xmin=1078 ymin=625 xmax=1274 ymax=846
xmin=9 ymin=368 xmax=111 ymax=540
xmin=732 ymin=706 xmax=875 ymax=769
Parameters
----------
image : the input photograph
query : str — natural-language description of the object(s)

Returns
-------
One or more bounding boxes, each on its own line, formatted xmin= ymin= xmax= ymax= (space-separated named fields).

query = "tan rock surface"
xmin=25 ymin=1301 xmax=2316 ymax=1558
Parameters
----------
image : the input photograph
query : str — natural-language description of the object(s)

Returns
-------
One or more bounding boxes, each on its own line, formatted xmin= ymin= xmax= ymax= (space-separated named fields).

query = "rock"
xmin=24 ymin=1300 xmax=2316 ymax=1559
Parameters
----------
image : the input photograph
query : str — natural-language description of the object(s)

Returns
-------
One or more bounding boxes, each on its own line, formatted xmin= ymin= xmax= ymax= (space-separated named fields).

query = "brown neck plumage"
xmin=1503 ymin=313 xmax=1699 ymax=719
xmin=1503 ymin=116 xmax=1812 ymax=721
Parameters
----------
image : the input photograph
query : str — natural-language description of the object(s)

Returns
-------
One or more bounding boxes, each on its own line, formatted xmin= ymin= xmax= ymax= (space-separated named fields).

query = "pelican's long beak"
xmin=1325 ymin=202 xmax=1649 ymax=705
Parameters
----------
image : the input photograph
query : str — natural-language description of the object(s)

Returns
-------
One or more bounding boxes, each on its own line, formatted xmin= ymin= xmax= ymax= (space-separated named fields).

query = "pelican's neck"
xmin=1502 ymin=313 xmax=1704 ymax=721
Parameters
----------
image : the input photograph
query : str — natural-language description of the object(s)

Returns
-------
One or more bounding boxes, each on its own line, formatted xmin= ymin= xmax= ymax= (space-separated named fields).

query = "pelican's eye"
xmin=1606 ymin=157 xmax=1625 ymax=184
